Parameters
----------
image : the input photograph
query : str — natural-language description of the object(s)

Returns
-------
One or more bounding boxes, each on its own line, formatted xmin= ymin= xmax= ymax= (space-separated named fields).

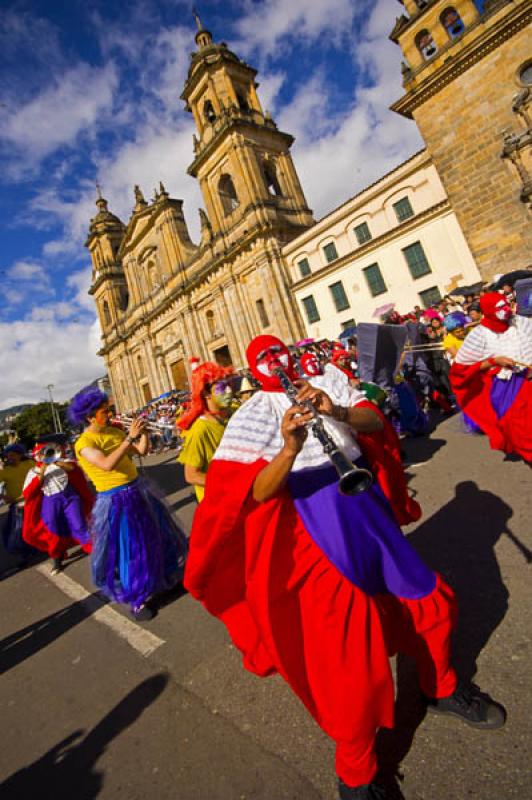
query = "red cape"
xmin=22 ymin=465 xmax=94 ymax=558
xmin=185 ymin=418 xmax=421 ymax=742
xmin=185 ymin=458 xmax=395 ymax=742
xmin=450 ymin=362 xmax=532 ymax=461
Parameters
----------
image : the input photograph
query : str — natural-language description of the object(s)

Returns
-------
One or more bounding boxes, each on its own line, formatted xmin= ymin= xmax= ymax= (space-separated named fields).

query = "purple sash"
xmin=288 ymin=463 xmax=435 ymax=599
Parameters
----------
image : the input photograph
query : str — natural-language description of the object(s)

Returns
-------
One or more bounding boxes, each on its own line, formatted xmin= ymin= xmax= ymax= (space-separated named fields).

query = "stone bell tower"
xmin=390 ymin=0 xmax=532 ymax=279
xmin=86 ymin=187 xmax=128 ymax=341
xmin=181 ymin=13 xmax=314 ymax=241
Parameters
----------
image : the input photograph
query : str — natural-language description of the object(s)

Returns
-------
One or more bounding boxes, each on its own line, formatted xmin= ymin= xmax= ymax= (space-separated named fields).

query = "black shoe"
xmin=339 ymin=780 xmax=391 ymax=800
xmin=131 ymin=604 xmax=155 ymax=622
xmin=50 ymin=558 xmax=63 ymax=575
xmin=426 ymin=682 xmax=506 ymax=729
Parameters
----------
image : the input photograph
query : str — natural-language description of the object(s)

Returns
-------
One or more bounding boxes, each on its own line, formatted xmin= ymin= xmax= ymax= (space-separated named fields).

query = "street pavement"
xmin=0 ymin=415 xmax=530 ymax=800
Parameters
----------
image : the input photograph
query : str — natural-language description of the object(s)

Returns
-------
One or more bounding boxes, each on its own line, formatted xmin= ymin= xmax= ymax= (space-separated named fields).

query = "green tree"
xmin=14 ymin=403 xmax=69 ymax=448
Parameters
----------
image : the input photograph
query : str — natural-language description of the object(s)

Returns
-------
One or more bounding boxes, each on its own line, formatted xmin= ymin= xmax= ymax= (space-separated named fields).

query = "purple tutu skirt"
xmin=90 ymin=478 xmax=188 ymax=610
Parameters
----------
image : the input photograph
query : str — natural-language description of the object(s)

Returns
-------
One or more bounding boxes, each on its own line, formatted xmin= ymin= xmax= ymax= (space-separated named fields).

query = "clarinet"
xmin=273 ymin=367 xmax=373 ymax=495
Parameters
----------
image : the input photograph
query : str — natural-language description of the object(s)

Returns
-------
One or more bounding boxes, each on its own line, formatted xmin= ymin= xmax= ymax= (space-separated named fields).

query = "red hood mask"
xmin=246 ymin=335 xmax=298 ymax=392
xmin=480 ymin=292 xmax=512 ymax=334
xmin=331 ymin=349 xmax=355 ymax=379
xmin=300 ymin=352 xmax=323 ymax=377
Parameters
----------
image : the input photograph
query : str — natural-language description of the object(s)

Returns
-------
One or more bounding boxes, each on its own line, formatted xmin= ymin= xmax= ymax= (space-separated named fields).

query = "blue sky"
xmin=0 ymin=0 xmax=429 ymax=408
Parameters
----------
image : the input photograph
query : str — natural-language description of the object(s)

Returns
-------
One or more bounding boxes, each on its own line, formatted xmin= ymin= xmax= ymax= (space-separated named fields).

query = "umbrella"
xmin=448 ymin=281 xmax=485 ymax=297
xmin=493 ymin=270 xmax=532 ymax=290
xmin=339 ymin=326 xmax=357 ymax=339
xmin=295 ymin=338 xmax=314 ymax=346
xmin=372 ymin=302 xmax=395 ymax=319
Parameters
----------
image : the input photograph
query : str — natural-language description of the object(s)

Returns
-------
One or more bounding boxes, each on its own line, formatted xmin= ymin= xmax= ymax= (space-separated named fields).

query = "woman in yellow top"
xmin=0 ymin=443 xmax=36 ymax=567
xmin=69 ymin=386 xmax=188 ymax=621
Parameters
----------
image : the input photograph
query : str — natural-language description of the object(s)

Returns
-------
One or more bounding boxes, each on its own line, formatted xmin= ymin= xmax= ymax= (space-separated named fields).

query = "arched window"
xmin=263 ymin=162 xmax=282 ymax=197
xmin=416 ymin=29 xmax=437 ymax=60
xmin=206 ymin=310 xmax=216 ymax=337
xmin=236 ymin=91 xmax=249 ymax=112
xmin=219 ymin=174 xmax=239 ymax=215
xmin=102 ymin=300 xmax=111 ymax=327
xmin=118 ymin=286 xmax=129 ymax=312
xmin=440 ymin=7 xmax=464 ymax=39
xmin=204 ymin=100 xmax=216 ymax=124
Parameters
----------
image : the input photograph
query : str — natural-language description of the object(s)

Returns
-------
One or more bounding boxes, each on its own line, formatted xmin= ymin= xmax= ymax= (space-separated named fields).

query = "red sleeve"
xmin=185 ymin=458 xmax=278 ymax=677
xmin=356 ymin=401 xmax=422 ymax=526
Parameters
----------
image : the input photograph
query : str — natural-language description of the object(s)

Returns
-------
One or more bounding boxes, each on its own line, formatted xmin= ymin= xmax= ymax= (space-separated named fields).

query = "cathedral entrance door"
xmin=170 ymin=359 xmax=187 ymax=390
xmin=141 ymin=382 xmax=152 ymax=404
xmin=213 ymin=345 xmax=232 ymax=366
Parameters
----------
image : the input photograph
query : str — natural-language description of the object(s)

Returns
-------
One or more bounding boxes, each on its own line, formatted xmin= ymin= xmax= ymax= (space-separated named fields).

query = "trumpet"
xmin=112 ymin=416 xmax=175 ymax=434
xmin=272 ymin=367 xmax=373 ymax=495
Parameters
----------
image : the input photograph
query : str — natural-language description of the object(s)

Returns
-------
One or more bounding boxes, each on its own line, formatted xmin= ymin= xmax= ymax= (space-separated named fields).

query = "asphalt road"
xmin=0 ymin=415 xmax=530 ymax=800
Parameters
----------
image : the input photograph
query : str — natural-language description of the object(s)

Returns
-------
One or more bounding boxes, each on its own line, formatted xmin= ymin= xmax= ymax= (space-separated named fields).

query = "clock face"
xmin=519 ymin=63 xmax=532 ymax=87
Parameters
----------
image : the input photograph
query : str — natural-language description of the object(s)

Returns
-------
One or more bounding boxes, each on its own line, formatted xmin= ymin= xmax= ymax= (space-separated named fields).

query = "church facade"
xmin=87 ymin=20 xmax=313 ymax=410
xmin=88 ymin=3 xmax=531 ymax=409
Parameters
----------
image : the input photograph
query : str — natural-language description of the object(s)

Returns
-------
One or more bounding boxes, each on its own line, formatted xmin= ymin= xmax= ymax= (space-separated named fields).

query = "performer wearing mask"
xmin=299 ymin=351 xmax=324 ymax=378
xmin=451 ymin=292 xmax=532 ymax=461
xmin=177 ymin=362 xmax=235 ymax=502
xmin=185 ymin=334 xmax=505 ymax=800
xmin=69 ymin=387 xmax=188 ymax=621
xmin=22 ymin=437 xmax=94 ymax=574
xmin=0 ymin=444 xmax=36 ymax=567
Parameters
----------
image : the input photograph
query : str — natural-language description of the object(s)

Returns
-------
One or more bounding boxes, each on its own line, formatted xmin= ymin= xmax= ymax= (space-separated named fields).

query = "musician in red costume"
xmin=22 ymin=438 xmax=93 ymax=574
xmin=451 ymin=292 xmax=532 ymax=462
xmin=185 ymin=334 xmax=505 ymax=800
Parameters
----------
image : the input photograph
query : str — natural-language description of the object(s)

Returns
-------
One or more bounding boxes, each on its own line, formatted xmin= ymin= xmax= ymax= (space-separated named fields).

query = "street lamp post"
xmin=46 ymin=384 xmax=63 ymax=433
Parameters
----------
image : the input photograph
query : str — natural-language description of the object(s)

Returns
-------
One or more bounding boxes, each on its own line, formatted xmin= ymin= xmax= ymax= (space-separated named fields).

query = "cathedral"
xmin=87 ymin=2 xmax=531 ymax=410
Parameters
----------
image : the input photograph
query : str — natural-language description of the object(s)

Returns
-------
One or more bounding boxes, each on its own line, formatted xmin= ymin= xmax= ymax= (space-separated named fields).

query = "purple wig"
xmin=68 ymin=386 xmax=108 ymax=426
xmin=444 ymin=312 xmax=468 ymax=332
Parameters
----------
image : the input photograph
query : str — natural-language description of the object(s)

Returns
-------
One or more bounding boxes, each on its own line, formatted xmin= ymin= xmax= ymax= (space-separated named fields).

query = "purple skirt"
xmin=91 ymin=478 xmax=188 ymax=610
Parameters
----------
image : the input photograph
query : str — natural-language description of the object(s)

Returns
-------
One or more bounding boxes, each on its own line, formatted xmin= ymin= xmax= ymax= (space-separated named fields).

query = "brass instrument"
xmin=272 ymin=367 xmax=373 ymax=496
xmin=112 ymin=416 xmax=175 ymax=434
xmin=403 ymin=343 xmax=445 ymax=353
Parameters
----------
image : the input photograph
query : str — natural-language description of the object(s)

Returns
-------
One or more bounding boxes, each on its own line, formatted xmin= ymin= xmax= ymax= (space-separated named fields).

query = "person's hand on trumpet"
xmin=126 ymin=417 xmax=146 ymax=442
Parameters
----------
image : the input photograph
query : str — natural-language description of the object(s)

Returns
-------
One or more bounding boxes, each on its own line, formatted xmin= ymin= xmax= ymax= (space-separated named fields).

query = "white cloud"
xmin=67 ymin=267 xmax=95 ymax=312
xmin=0 ymin=62 xmax=119 ymax=176
xmin=233 ymin=0 xmax=364 ymax=58
xmin=7 ymin=260 xmax=50 ymax=284
xmin=0 ymin=318 xmax=104 ymax=408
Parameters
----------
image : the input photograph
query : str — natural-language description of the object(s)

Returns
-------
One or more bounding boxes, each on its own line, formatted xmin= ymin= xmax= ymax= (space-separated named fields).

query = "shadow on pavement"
xmin=0 ymin=594 xmax=104 ymax=675
xmin=376 ymin=480 xmax=516 ymax=791
xmin=0 ymin=674 xmax=169 ymax=800
xmin=400 ymin=436 xmax=447 ymax=467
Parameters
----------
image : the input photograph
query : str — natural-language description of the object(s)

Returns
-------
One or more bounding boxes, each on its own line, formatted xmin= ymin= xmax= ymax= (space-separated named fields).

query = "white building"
xmin=284 ymin=150 xmax=481 ymax=340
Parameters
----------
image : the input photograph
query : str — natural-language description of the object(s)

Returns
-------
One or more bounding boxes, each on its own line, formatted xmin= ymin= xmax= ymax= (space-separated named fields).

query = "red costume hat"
xmin=480 ymin=292 xmax=512 ymax=334
xmin=177 ymin=361 xmax=234 ymax=431
xmin=246 ymin=335 xmax=299 ymax=392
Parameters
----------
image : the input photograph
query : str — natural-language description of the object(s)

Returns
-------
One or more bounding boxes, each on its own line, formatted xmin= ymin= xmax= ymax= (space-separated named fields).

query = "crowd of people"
xmin=1 ymin=276 xmax=531 ymax=800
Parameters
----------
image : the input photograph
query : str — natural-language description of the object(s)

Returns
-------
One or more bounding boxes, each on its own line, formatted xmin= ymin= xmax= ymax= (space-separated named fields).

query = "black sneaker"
xmin=426 ymin=682 xmax=506 ymax=729
xmin=131 ymin=605 xmax=155 ymax=622
xmin=50 ymin=558 xmax=63 ymax=575
xmin=339 ymin=780 xmax=391 ymax=800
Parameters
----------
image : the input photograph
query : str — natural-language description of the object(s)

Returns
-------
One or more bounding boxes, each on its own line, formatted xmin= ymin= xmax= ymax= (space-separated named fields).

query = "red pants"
xmin=336 ymin=576 xmax=458 ymax=788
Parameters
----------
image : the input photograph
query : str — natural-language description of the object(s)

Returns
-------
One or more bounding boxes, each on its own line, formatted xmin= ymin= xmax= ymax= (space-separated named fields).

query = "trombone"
xmin=403 ymin=342 xmax=445 ymax=353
